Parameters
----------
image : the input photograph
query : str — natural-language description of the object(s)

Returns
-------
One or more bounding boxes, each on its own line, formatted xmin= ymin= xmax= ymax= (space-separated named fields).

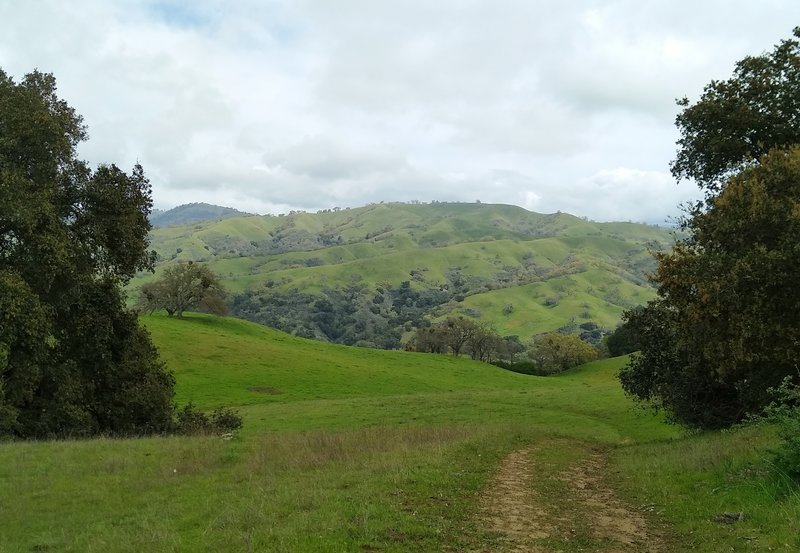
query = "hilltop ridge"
xmin=150 ymin=202 xmax=252 ymax=228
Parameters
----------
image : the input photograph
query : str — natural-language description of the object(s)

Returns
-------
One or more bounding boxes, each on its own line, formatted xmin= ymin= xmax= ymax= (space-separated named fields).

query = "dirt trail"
xmin=476 ymin=445 xmax=664 ymax=553
xmin=479 ymin=449 xmax=552 ymax=552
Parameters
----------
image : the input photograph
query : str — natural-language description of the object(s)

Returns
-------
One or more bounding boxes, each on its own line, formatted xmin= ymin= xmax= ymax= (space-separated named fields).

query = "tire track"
xmin=475 ymin=444 xmax=665 ymax=552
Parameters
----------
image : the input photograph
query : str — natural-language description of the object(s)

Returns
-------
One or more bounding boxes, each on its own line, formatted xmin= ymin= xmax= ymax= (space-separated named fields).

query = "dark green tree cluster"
xmin=605 ymin=310 xmax=644 ymax=357
xmin=0 ymin=69 xmax=175 ymax=438
xmin=620 ymin=29 xmax=800 ymax=428
xmin=230 ymin=279 xmax=450 ymax=349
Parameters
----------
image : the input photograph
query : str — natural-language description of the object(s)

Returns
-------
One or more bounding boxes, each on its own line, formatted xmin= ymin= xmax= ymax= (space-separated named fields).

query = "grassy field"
xmin=1 ymin=314 xmax=797 ymax=552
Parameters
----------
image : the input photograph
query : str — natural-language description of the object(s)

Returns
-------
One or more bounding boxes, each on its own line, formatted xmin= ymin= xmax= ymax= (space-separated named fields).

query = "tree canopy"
xmin=139 ymin=261 xmax=227 ymax=318
xmin=621 ymin=29 xmax=800 ymax=428
xmin=671 ymin=27 xmax=800 ymax=193
xmin=0 ymin=69 xmax=174 ymax=438
xmin=530 ymin=332 xmax=598 ymax=375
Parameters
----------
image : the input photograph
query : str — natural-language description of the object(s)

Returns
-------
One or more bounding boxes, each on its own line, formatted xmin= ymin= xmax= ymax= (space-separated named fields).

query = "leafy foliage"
xmin=623 ymin=147 xmax=800 ymax=428
xmin=230 ymin=279 xmax=450 ymax=348
xmin=174 ymin=402 xmax=243 ymax=435
xmin=622 ymin=30 xmax=800 ymax=428
xmin=622 ymin=28 xmax=800 ymax=430
xmin=605 ymin=310 xmax=644 ymax=357
xmin=671 ymin=27 xmax=800 ymax=192
xmin=530 ymin=333 xmax=599 ymax=375
xmin=0 ymin=69 xmax=174 ymax=437
xmin=760 ymin=377 xmax=800 ymax=480
xmin=139 ymin=261 xmax=228 ymax=318
xmin=409 ymin=316 xmax=508 ymax=362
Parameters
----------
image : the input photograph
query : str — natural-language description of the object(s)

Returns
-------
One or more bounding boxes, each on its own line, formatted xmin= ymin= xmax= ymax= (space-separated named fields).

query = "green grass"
xmin=147 ymin=314 xmax=670 ymax=444
xmin=1 ymin=314 xmax=795 ymax=552
xmin=612 ymin=425 xmax=800 ymax=551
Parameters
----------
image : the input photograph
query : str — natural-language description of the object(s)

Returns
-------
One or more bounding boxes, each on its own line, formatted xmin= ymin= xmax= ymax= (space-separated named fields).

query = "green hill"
xmin=144 ymin=313 xmax=672 ymax=439
xmin=134 ymin=202 xmax=676 ymax=346
xmin=150 ymin=202 xmax=252 ymax=228
xmin=1 ymin=314 xmax=795 ymax=552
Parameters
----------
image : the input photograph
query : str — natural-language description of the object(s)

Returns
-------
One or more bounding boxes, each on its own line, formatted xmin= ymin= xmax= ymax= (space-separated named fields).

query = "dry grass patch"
xmin=245 ymin=424 xmax=475 ymax=472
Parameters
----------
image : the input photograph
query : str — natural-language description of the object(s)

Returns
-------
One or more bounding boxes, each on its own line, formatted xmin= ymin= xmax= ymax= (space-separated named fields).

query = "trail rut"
xmin=476 ymin=445 xmax=664 ymax=552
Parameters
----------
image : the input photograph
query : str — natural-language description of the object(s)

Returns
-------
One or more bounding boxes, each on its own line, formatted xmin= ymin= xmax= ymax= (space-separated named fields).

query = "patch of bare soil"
xmin=562 ymin=450 xmax=663 ymax=553
xmin=475 ymin=446 xmax=665 ymax=553
xmin=477 ymin=448 xmax=550 ymax=552
xmin=481 ymin=449 xmax=552 ymax=551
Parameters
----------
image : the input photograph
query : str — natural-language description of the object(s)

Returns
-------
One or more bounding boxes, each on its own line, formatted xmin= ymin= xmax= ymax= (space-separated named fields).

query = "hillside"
xmin=150 ymin=202 xmax=252 ymax=228
xmin=134 ymin=202 xmax=677 ymax=346
xmin=144 ymin=313 xmax=671 ymax=438
xmin=3 ymin=314 xmax=796 ymax=552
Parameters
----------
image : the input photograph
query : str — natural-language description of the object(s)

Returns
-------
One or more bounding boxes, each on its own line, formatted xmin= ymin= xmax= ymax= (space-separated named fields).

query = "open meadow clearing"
xmin=1 ymin=314 xmax=797 ymax=552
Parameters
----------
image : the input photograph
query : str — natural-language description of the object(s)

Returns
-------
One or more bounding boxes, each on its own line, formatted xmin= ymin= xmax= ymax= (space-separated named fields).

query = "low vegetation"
xmin=0 ymin=314 xmax=797 ymax=552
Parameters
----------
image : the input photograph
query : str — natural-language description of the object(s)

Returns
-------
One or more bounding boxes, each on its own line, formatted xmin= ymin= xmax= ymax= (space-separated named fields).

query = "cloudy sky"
xmin=1 ymin=1 xmax=798 ymax=223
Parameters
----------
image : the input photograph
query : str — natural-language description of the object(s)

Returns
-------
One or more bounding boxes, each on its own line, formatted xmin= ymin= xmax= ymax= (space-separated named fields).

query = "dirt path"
xmin=476 ymin=443 xmax=664 ymax=552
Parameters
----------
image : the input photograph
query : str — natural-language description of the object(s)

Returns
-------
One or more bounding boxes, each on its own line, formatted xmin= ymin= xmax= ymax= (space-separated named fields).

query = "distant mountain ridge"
xmin=150 ymin=202 xmax=252 ymax=228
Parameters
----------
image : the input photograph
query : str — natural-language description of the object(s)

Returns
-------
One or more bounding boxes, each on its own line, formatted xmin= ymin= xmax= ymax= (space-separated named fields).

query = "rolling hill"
xmin=2 ymin=313 xmax=795 ymax=552
xmin=133 ymin=202 xmax=678 ymax=346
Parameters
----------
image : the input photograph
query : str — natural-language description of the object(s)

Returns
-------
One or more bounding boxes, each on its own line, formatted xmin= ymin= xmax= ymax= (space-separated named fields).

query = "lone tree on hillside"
xmin=0 ymin=69 xmax=175 ymax=438
xmin=139 ymin=262 xmax=227 ymax=318
xmin=620 ymin=29 xmax=800 ymax=429
xmin=530 ymin=333 xmax=598 ymax=375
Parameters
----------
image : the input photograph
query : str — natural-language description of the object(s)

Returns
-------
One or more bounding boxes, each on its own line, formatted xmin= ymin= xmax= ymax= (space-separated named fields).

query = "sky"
xmin=1 ymin=1 xmax=798 ymax=223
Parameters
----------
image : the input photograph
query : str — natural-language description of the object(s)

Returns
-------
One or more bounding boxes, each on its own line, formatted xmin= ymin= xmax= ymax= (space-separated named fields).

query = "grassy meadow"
xmin=1 ymin=314 xmax=797 ymax=552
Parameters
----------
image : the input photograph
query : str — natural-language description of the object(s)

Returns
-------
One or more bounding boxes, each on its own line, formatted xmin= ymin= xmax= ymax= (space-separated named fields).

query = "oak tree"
xmin=0 ymin=69 xmax=174 ymax=437
xmin=530 ymin=333 xmax=598 ymax=375
xmin=621 ymin=28 xmax=800 ymax=428
xmin=139 ymin=262 xmax=227 ymax=318
xmin=672 ymin=27 xmax=800 ymax=192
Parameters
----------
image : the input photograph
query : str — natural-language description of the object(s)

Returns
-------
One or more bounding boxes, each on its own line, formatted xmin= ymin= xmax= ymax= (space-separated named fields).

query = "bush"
xmin=764 ymin=378 xmax=800 ymax=480
xmin=606 ymin=308 xmax=644 ymax=356
xmin=175 ymin=402 xmax=243 ymax=435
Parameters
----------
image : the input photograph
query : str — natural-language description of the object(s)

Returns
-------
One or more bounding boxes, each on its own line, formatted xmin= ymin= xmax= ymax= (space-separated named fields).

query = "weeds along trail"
xmin=475 ymin=441 xmax=665 ymax=553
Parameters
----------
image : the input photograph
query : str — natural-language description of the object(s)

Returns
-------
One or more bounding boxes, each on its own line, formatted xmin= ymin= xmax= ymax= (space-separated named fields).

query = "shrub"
xmin=209 ymin=407 xmax=244 ymax=433
xmin=175 ymin=402 xmax=243 ymax=435
xmin=764 ymin=377 xmax=800 ymax=480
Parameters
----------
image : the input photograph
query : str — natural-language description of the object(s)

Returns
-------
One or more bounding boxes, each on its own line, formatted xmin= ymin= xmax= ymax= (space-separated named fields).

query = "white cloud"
xmin=1 ymin=0 xmax=797 ymax=222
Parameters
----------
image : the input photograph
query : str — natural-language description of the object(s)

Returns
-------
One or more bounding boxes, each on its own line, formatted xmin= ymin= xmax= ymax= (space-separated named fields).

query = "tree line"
xmin=408 ymin=316 xmax=599 ymax=375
